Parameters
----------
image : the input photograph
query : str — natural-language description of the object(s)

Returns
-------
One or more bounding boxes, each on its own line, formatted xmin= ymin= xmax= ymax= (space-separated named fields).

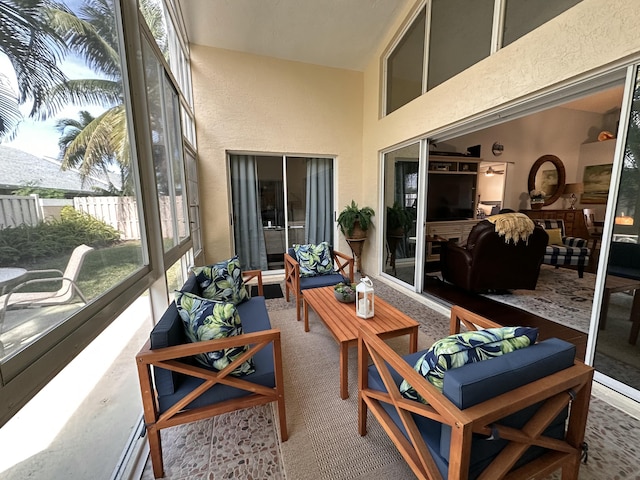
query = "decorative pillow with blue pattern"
xmin=293 ymin=242 xmax=335 ymax=277
xmin=192 ymin=255 xmax=249 ymax=305
xmin=400 ymin=326 xmax=538 ymax=403
xmin=175 ymin=290 xmax=255 ymax=376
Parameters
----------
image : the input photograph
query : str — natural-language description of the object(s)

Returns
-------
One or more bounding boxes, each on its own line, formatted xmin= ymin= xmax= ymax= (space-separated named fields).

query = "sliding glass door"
xmin=590 ymin=65 xmax=640 ymax=398
xmin=230 ymin=154 xmax=334 ymax=272
xmin=382 ymin=143 xmax=421 ymax=287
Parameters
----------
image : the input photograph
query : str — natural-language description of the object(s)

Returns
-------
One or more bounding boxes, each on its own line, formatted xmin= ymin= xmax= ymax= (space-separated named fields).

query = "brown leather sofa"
xmin=440 ymin=220 xmax=548 ymax=292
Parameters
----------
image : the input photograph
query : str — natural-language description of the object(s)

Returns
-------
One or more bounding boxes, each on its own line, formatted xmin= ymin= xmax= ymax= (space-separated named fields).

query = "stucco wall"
xmin=360 ymin=0 xmax=640 ymax=274
xmin=192 ymin=0 xmax=640 ymax=274
xmin=191 ymin=46 xmax=363 ymax=262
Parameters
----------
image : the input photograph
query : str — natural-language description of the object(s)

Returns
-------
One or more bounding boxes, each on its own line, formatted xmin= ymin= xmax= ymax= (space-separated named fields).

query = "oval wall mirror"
xmin=527 ymin=154 xmax=566 ymax=206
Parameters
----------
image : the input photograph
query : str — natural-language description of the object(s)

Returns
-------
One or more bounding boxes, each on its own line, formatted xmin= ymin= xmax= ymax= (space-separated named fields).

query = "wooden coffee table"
xmin=302 ymin=286 xmax=419 ymax=399
xmin=599 ymin=274 xmax=640 ymax=344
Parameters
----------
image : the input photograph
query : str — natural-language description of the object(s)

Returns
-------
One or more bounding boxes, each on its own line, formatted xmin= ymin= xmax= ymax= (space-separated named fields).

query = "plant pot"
xmin=531 ymin=202 xmax=544 ymax=210
xmin=348 ymin=220 xmax=368 ymax=240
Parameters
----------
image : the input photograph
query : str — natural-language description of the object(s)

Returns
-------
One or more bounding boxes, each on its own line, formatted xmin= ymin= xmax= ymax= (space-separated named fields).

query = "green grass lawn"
xmin=14 ymin=241 xmax=144 ymax=300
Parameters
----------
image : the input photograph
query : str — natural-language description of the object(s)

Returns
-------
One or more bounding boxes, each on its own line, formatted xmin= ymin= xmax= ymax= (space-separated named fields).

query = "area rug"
xmin=272 ymin=306 xmax=435 ymax=480
xmin=483 ymin=265 xmax=599 ymax=333
xmin=252 ymin=283 xmax=284 ymax=299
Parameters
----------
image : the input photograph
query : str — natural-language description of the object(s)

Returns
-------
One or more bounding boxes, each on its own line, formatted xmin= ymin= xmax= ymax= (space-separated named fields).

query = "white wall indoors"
xmin=445 ymin=103 xmax=621 ymax=212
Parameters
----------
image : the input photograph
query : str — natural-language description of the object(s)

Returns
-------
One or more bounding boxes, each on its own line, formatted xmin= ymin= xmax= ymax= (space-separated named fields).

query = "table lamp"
xmin=563 ymin=183 xmax=583 ymax=209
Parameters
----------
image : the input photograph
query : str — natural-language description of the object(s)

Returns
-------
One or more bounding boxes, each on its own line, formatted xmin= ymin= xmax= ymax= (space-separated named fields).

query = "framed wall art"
xmin=581 ymin=163 xmax=613 ymax=204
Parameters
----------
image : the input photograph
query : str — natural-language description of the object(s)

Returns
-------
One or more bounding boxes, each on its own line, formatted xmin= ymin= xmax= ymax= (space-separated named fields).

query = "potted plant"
xmin=337 ymin=200 xmax=375 ymax=239
xmin=386 ymin=201 xmax=413 ymax=236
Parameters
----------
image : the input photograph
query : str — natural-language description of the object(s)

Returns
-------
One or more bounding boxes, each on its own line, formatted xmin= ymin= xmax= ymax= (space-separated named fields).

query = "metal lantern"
xmin=356 ymin=276 xmax=375 ymax=319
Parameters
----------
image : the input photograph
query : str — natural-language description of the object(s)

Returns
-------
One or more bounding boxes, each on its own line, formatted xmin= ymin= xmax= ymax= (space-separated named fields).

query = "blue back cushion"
xmin=150 ymin=275 xmax=200 ymax=395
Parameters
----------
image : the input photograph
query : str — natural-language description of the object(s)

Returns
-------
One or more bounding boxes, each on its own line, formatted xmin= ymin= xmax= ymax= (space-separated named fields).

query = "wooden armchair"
xmin=136 ymin=271 xmax=287 ymax=478
xmin=358 ymin=306 xmax=593 ymax=480
xmin=284 ymin=246 xmax=354 ymax=321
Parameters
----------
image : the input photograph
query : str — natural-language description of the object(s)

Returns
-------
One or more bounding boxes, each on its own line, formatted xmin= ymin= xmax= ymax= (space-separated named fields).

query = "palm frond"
xmin=34 ymin=79 xmax=122 ymax=119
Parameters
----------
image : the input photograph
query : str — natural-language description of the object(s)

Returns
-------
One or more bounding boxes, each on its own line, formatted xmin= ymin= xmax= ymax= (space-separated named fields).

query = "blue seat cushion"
xmin=299 ymin=273 xmax=348 ymax=290
xmin=157 ymin=296 xmax=275 ymax=413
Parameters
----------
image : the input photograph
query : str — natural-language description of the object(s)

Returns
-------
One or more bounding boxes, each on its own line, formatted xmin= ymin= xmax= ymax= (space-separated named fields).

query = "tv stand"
xmin=425 ymin=219 xmax=479 ymax=264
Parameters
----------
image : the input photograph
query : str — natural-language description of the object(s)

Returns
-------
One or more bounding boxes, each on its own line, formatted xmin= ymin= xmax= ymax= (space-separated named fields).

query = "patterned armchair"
xmin=539 ymin=219 xmax=590 ymax=278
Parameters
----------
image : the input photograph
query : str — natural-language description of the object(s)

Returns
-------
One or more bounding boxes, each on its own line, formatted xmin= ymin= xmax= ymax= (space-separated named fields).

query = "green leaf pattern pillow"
xmin=192 ymin=255 xmax=249 ymax=305
xmin=293 ymin=242 xmax=335 ymax=277
xmin=175 ymin=290 xmax=255 ymax=376
xmin=400 ymin=326 xmax=538 ymax=403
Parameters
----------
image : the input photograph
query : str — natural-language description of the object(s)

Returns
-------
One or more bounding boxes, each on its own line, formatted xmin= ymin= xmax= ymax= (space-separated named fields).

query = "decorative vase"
xmin=531 ymin=199 xmax=544 ymax=210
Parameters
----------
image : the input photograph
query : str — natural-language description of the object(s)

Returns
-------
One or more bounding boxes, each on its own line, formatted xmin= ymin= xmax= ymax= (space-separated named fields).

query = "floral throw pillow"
xmin=293 ymin=242 xmax=335 ymax=277
xmin=175 ymin=290 xmax=255 ymax=376
xmin=192 ymin=255 xmax=249 ymax=305
xmin=400 ymin=326 xmax=538 ymax=403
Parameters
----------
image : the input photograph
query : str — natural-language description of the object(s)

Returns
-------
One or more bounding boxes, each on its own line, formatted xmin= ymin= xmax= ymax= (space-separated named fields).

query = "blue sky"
xmin=0 ymin=0 xmax=109 ymax=159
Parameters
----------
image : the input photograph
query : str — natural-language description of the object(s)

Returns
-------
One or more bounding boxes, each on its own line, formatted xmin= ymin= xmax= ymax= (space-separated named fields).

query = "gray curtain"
xmin=230 ymin=155 xmax=268 ymax=270
xmin=305 ymin=158 xmax=333 ymax=244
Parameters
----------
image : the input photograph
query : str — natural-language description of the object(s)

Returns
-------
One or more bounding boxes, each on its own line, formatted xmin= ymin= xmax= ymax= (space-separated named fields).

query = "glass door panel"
xmin=593 ymin=66 xmax=640 ymax=393
xmin=231 ymin=155 xmax=333 ymax=272
xmin=382 ymin=143 xmax=420 ymax=286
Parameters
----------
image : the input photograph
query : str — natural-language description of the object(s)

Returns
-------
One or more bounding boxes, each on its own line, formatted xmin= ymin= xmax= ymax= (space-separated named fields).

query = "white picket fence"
xmin=0 ymin=195 xmax=185 ymax=241
xmin=0 ymin=195 xmax=43 ymax=229
xmin=74 ymin=196 xmax=141 ymax=240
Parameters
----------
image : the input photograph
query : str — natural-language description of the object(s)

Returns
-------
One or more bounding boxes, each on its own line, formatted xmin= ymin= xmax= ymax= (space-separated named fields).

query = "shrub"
xmin=0 ymin=206 xmax=120 ymax=266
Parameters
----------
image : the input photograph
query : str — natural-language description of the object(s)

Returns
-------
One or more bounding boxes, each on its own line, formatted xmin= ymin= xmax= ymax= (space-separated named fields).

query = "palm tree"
xmin=56 ymin=109 xmax=131 ymax=195
xmin=39 ymin=0 xmax=132 ymax=191
xmin=0 ymin=0 xmax=68 ymax=139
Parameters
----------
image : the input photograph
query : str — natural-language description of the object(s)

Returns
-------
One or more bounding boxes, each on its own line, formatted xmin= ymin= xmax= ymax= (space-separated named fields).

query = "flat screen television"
xmin=426 ymin=173 xmax=476 ymax=221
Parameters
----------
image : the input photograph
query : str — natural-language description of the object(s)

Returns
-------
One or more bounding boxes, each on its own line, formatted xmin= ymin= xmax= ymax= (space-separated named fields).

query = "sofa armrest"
xmin=243 ymin=269 xmax=263 ymax=296
xmin=563 ymin=236 xmax=589 ymax=249
xmin=333 ymin=250 xmax=355 ymax=283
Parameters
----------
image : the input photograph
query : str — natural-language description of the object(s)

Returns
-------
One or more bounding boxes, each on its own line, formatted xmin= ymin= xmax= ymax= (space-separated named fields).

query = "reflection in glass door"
xmin=382 ymin=143 xmax=420 ymax=286
xmin=593 ymin=66 xmax=640 ymax=395
xmin=230 ymin=154 xmax=333 ymax=272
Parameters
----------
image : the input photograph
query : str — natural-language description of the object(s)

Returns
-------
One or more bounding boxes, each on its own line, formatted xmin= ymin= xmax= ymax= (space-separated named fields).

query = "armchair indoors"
xmin=440 ymin=217 xmax=548 ymax=292
xmin=538 ymin=219 xmax=591 ymax=278
xmin=358 ymin=305 xmax=594 ymax=480
xmin=284 ymin=242 xmax=354 ymax=321
xmin=0 ymin=244 xmax=93 ymax=325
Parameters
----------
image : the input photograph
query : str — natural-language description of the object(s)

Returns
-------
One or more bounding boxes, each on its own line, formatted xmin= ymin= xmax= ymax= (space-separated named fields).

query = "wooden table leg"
xmin=304 ymin=298 xmax=310 ymax=332
xmin=409 ymin=326 xmax=418 ymax=353
xmin=599 ymin=288 xmax=611 ymax=330
xmin=340 ymin=342 xmax=349 ymax=399
xmin=628 ymin=289 xmax=640 ymax=345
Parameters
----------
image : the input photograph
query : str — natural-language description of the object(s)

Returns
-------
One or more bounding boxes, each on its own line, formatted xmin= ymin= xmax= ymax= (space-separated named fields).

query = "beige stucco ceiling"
xmin=177 ymin=0 xmax=410 ymax=71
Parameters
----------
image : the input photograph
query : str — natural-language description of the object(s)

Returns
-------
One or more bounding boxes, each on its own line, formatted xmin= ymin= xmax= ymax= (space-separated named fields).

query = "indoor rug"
xmin=140 ymin=289 xmax=640 ymax=480
xmin=252 ymin=283 xmax=284 ymax=299
xmin=483 ymin=265 xmax=610 ymax=334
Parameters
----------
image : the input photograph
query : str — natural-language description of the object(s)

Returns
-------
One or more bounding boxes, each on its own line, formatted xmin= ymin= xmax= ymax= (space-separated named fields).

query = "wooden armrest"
xmin=333 ymin=250 xmax=355 ymax=282
xmin=136 ymin=329 xmax=281 ymax=364
xmin=243 ymin=269 xmax=263 ymax=296
xmin=284 ymin=253 xmax=300 ymax=292
xmin=449 ymin=305 xmax=502 ymax=335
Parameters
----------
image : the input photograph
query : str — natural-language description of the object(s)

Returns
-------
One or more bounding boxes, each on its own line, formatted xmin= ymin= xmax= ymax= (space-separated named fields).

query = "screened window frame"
xmin=382 ymin=0 xmax=583 ymax=116
xmin=0 ymin=0 xmax=199 ymax=428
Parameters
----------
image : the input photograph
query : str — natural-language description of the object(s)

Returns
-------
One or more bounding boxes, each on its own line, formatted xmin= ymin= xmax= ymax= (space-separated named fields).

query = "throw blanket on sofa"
xmin=486 ymin=212 xmax=535 ymax=244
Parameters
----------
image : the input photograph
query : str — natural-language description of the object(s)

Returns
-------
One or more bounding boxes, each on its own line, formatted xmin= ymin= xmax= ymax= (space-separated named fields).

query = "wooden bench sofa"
xmin=136 ymin=270 xmax=287 ymax=478
xmin=358 ymin=305 xmax=593 ymax=480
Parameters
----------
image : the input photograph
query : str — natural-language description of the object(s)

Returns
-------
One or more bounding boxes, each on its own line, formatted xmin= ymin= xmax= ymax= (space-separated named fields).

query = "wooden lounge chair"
xmin=358 ymin=305 xmax=594 ymax=480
